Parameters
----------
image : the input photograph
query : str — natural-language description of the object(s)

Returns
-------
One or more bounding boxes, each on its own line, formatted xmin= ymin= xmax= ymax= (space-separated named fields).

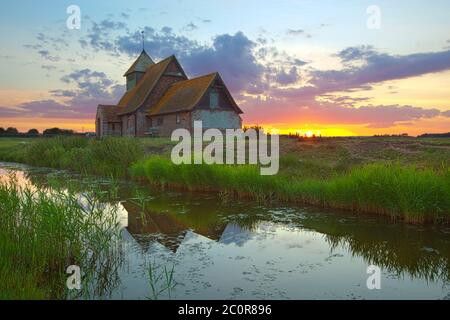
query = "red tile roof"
xmin=118 ymin=56 xmax=176 ymax=115
xmin=149 ymin=73 xmax=243 ymax=116
xmin=97 ymin=105 xmax=121 ymax=122
xmin=104 ymin=54 xmax=242 ymax=121
xmin=149 ymin=73 xmax=217 ymax=116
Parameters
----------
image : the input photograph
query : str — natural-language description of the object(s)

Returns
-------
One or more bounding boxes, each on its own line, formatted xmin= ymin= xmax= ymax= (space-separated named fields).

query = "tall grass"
xmin=0 ymin=174 xmax=122 ymax=299
xmin=5 ymin=137 xmax=144 ymax=178
xmin=131 ymin=157 xmax=450 ymax=224
xmin=147 ymin=261 xmax=177 ymax=300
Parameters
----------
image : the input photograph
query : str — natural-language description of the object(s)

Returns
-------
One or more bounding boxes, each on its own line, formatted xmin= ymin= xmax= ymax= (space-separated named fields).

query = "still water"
xmin=1 ymin=162 xmax=449 ymax=300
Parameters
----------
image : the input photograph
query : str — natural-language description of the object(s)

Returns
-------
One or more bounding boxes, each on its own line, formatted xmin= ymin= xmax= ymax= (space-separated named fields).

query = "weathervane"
xmin=141 ymin=30 xmax=145 ymax=51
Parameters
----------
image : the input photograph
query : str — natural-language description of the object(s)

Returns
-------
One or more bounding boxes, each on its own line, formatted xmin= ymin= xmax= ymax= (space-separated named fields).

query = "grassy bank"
xmin=1 ymin=136 xmax=449 ymax=223
xmin=0 ymin=176 xmax=121 ymax=299
xmin=131 ymin=156 xmax=450 ymax=224
xmin=0 ymin=136 xmax=145 ymax=177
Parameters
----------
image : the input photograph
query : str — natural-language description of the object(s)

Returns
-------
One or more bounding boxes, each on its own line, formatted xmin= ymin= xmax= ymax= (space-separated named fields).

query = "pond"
xmin=1 ymin=162 xmax=449 ymax=300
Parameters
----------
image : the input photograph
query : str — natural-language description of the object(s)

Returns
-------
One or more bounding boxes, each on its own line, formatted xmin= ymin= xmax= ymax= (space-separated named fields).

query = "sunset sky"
xmin=0 ymin=0 xmax=449 ymax=136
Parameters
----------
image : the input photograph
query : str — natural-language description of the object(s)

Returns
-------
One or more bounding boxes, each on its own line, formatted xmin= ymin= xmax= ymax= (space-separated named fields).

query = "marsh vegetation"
xmin=0 ymin=163 xmax=449 ymax=299
xmin=0 ymin=173 xmax=122 ymax=299
xmin=0 ymin=136 xmax=449 ymax=223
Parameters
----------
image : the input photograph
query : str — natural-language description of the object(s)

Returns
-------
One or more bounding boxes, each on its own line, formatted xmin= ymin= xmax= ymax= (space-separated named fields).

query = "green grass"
xmin=131 ymin=157 xmax=450 ymax=224
xmin=0 ymin=138 xmax=30 ymax=162
xmin=0 ymin=136 xmax=145 ymax=178
xmin=1 ymin=136 xmax=449 ymax=224
xmin=0 ymin=175 xmax=121 ymax=299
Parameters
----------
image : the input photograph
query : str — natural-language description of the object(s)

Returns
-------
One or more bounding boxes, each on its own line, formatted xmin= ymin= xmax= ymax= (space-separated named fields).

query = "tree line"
xmin=0 ymin=127 xmax=80 ymax=137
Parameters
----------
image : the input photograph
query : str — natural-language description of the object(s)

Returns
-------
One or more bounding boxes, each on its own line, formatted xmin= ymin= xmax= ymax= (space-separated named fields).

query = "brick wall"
xmin=149 ymin=112 xmax=191 ymax=137
xmin=96 ymin=111 xmax=122 ymax=137
xmin=121 ymin=114 xmax=136 ymax=136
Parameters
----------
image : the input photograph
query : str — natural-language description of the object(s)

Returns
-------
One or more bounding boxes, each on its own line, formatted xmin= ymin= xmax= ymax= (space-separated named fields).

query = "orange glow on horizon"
xmin=0 ymin=117 xmax=448 ymax=137
xmin=0 ymin=118 xmax=95 ymax=133
xmin=244 ymin=117 xmax=450 ymax=137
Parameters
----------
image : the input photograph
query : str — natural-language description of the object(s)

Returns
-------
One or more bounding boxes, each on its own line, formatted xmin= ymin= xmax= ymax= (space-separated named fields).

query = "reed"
xmin=131 ymin=157 xmax=450 ymax=224
xmin=1 ymin=136 xmax=144 ymax=178
xmin=0 ymin=173 xmax=122 ymax=299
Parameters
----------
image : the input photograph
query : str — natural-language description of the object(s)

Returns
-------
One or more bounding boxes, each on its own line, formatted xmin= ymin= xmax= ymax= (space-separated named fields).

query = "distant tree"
xmin=6 ymin=127 xmax=19 ymax=135
xmin=43 ymin=127 xmax=75 ymax=136
xmin=27 ymin=128 xmax=39 ymax=136
xmin=418 ymin=132 xmax=450 ymax=138
xmin=0 ymin=127 xmax=5 ymax=135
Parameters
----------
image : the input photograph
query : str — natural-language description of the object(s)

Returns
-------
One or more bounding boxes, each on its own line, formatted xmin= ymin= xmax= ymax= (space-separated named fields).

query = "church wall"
xmin=196 ymin=86 xmax=235 ymax=111
xmin=149 ymin=112 xmax=191 ymax=137
xmin=135 ymin=60 xmax=187 ymax=136
xmin=121 ymin=114 xmax=136 ymax=136
xmin=96 ymin=112 xmax=122 ymax=137
xmin=135 ymin=110 xmax=151 ymax=137
xmin=191 ymin=110 xmax=242 ymax=130
xmin=96 ymin=110 xmax=109 ymax=138
xmin=107 ymin=122 xmax=122 ymax=136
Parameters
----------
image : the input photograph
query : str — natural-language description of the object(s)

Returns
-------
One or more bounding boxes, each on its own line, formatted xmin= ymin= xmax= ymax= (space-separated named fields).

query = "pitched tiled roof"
xmin=149 ymin=72 xmax=243 ymax=116
xmin=149 ymin=73 xmax=218 ymax=116
xmin=97 ymin=105 xmax=121 ymax=122
xmin=123 ymin=50 xmax=154 ymax=76
xmin=117 ymin=56 xmax=175 ymax=115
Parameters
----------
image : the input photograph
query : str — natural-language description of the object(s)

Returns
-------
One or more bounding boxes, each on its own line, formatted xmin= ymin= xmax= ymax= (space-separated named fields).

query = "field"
xmin=0 ymin=136 xmax=449 ymax=224
xmin=278 ymin=136 xmax=450 ymax=179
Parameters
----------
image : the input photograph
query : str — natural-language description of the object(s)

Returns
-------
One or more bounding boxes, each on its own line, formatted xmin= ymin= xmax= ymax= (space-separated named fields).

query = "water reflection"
xmin=1 ymin=162 xmax=449 ymax=299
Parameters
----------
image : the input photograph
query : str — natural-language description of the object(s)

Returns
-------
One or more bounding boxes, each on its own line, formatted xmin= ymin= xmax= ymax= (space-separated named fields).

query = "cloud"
xmin=41 ymin=65 xmax=57 ymax=71
xmin=23 ymin=44 xmax=43 ymax=50
xmin=287 ymin=29 xmax=312 ymax=38
xmin=337 ymin=45 xmax=376 ymax=63
xmin=0 ymin=100 xmax=79 ymax=118
xmin=181 ymin=32 xmax=267 ymax=93
xmin=301 ymin=46 xmax=450 ymax=97
xmin=61 ymin=69 xmax=112 ymax=87
xmin=74 ymin=23 xmax=306 ymax=95
xmin=116 ymin=27 xmax=200 ymax=58
xmin=243 ymin=94 xmax=449 ymax=128
xmin=17 ymin=19 xmax=450 ymax=131
xmin=275 ymin=67 xmax=299 ymax=85
xmin=82 ymin=26 xmax=304 ymax=95
xmin=184 ymin=22 xmax=198 ymax=32
xmin=1 ymin=68 xmax=124 ymax=119
xmin=38 ymin=50 xmax=60 ymax=62
xmin=80 ymin=18 xmax=127 ymax=53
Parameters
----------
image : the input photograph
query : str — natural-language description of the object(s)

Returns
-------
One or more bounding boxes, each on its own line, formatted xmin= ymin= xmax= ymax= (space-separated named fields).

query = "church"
xmin=96 ymin=50 xmax=243 ymax=137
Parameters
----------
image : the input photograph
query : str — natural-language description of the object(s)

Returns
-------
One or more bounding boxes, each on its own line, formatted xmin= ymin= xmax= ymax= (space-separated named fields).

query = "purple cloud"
xmin=309 ymin=46 xmax=450 ymax=95
xmin=16 ymin=20 xmax=450 ymax=129
xmin=275 ymin=67 xmax=299 ymax=85
xmin=1 ymin=67 xmax=124 ymax=119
